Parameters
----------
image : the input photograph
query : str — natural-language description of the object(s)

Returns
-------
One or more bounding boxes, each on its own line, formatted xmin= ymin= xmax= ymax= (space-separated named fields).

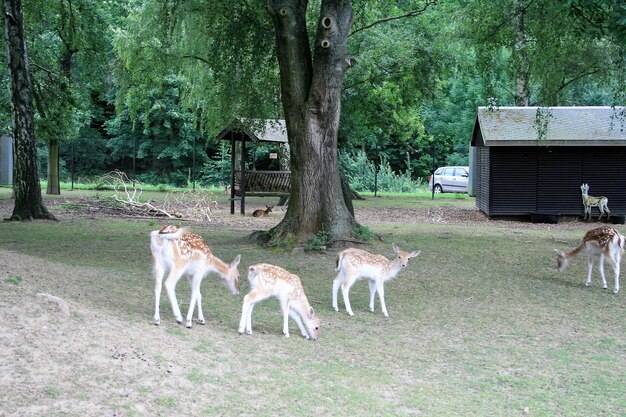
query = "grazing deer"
xmin=252 ymin=205 xmax=273 ymax=217
xmin=554 ymin=226 xmax=624 ymax=294
xmin=150 ymin=225 xmax=241 ymax=328
xmin=333 ymin=244 xmax=421 ymax=317
xmin=238 ymin=264 xmax=320 ymax=340
xmin=580 ymin=183 xmax=610 ymax=221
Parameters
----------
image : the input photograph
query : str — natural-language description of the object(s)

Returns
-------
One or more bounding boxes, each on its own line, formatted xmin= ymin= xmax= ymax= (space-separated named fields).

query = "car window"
xmin=435 ymin=168 xmax=444 ymax=175
xmin=454 ymin=168 xmax=468 ymax=177
xmin=443 ymin=168 xmax=454 ymax=176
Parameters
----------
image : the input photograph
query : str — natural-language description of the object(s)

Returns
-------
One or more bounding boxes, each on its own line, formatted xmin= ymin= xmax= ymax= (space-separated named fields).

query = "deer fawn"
xmin=333 ymin=244 xmax=421 ymax=317
xmin=580 ymin=183 xmax=610 ymax=221
xmin=252 ymin=206 xmax=273 ymax=217
xmin=238 ymin=264 xmax=320 ymax=340
xmin=150 ymin=225 xmax=241 ymax=328
xmin=555 ymin=226 xmax=624 ymax=294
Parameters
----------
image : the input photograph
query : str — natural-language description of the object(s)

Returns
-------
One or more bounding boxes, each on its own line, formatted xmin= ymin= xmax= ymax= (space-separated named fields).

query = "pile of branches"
xmin=100 ymin=171 xmax=218 ymax=221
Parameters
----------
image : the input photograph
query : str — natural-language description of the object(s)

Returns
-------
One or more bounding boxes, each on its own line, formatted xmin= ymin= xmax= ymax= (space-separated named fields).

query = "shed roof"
xmin=472 ymin=106 xmax=626 ymax=147
xmin=217 ymin=118 xmax=288 ymax=143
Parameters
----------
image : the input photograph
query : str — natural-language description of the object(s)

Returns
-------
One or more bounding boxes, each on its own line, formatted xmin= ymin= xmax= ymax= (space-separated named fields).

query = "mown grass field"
xmin=0 ymin=191 xmax=624 ymax=416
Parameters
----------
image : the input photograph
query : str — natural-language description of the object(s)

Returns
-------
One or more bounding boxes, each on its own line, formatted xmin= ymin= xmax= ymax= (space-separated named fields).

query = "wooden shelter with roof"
xmin=470 ymin=106 xmax=626 ymax=220
xmin=217 ymin=118 xmax=290 ymax=215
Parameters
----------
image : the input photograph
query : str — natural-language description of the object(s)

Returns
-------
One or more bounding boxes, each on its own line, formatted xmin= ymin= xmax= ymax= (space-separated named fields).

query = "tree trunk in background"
xmin=3 ymin=0 xmax=56 ymax=221
xmin=266 ymin=0 xmax=359 ymax=244
xmin=46 ymin=140 xmax=60 ymax=194
xmin=513 ymin=0 xmax=530 ymax=106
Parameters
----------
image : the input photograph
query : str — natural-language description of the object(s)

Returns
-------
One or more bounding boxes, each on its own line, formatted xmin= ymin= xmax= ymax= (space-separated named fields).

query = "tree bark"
xmin=46 ymin=140 xmax=61 ymax=194
xmin=266 ymin=0 xmax=359 ymax=244
xmin=3 ymin=0 xmax=56 ymax=221
xmin=513 ymin=0 xmax=530 ymax=106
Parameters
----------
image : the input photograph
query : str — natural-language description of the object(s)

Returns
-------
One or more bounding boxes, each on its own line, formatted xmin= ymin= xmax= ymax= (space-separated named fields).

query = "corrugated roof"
xmin=217 ymin=118 xmax=288 ymax=143
xmin=473 ymin=106 xmax=626 ymax=146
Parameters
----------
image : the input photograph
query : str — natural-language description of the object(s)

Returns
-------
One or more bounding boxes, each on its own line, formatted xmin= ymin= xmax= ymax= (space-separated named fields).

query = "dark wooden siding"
xmin=475 ymin=147 xmax=490 ymax=214
xmin=582 ymin=148 xmax=626 ymax=216
xmin=537 ymin=148 xmax=582 ymax=214
xmin=489 ymin=147 xmax=537 ymax=215
xmin=476 ymin=146 xmax=626 ymax=217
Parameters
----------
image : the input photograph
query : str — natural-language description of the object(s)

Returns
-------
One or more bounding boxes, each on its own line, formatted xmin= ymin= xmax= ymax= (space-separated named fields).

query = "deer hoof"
xmin=613 ymin=288 xmax=619 ymax=294
xmin=186 ymin=320 xmax=193 ymax=328
xmin=198 ymin=319 xmax=206 ymax=325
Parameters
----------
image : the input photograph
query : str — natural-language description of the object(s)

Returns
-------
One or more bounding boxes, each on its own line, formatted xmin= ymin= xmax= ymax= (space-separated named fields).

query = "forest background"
xmin=1 ymin=0 xmax=624 ymax=193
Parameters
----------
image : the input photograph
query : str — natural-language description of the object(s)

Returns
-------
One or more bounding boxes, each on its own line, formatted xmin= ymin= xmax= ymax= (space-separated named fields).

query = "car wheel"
xmin=434 ymin=184 xmax=443 ymax=194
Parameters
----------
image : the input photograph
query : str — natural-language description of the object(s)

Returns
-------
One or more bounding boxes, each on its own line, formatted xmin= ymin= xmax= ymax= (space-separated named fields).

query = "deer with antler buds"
xmin=580 ymin=183 xmax=610 ymax=221
xmin=333 ymin=244 xmax=421 ymax=317
xmin=555 ymin=226 xmax=624 ymax=294
xmin=150 ymin=225 xmax=241 ymax=328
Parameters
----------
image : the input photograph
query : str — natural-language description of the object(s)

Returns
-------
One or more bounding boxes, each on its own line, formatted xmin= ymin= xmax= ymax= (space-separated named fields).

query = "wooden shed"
xmin=471 ymin=106 xmax=626 ymax=220
xmin=216 ymin=118 xmax=290 ymax=215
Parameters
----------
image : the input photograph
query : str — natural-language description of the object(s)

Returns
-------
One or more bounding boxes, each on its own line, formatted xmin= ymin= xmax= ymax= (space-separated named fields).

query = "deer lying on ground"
xmin=238 ymin=263 xmax=320 ymax=340
xmin=554 ymin=226 xmax=624 ymax=294
xmin=333 ymin=244 xmax=421 ymax=317
xmin=150 ymin=225 xmax=241 ymax=328
xmin=252 ymin=206 xmax=273 ymax=217
xmin=580 ymin=183 xmax=610 ymax=221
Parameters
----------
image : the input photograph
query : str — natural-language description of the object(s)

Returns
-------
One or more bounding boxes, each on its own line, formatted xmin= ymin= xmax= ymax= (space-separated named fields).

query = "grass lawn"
xmin=0 ymin=193 xmax=624 ymax=416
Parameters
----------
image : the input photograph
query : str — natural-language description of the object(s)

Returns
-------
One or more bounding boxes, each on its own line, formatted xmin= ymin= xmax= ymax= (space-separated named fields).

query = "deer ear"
xmin=309 ymin=307 xmax=315 ymax=318
xmin=232 ymin=254 xmax=241 ymax=267
xmin=410 ymin=250 xmax=421 ymax=258
xmin=554 ymin=249 xmax=564 ymax=257
xmin=392 ymin=243 xmax=400 ymax=254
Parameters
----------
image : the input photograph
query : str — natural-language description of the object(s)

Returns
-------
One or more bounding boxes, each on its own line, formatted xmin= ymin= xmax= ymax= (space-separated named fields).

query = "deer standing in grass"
xmin=150 ymin=225 xmax=241 ymax=328
xmin=238 ymin=264 xmax=320 ymax=340
xmin=554 ymin=226 xmax=624 ymax=294
xmin=333 ymin=244 xmax=421 ymax=317
xmin=580 ymin=183 xmax=610 ymax=221
xmin=252 ymin=206 xmax=273 ymax=217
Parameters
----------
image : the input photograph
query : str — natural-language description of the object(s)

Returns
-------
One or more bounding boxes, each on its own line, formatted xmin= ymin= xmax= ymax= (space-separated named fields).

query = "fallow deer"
xmin=238 ymin=263 xmax=320 ymax=340
xmin=555 ymin=226 xmax=624 ymax=294
xmin=252 ymin=206 xmax=273 ymax=217
xmin=580 ymin=183 xmax=610 ymax=221
xmin=333 ymin=244 xmax=421 ymax=317
xmin=150 ymin=225 xmax=241 ymax=328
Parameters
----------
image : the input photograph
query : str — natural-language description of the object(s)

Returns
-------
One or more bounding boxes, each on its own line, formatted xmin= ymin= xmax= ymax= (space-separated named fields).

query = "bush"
xmin=339 ymin=150 xmax=423 ymax=193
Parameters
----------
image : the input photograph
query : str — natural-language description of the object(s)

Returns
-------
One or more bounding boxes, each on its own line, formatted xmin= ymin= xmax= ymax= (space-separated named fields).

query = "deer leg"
xmin=239 ymin=290 xmax=272 ymax=335
xmin=341 ymin=277 xmax=356 ymax=316
xmin=598 ymin=205 xmax=604 ymax=220
xmin=604 ymin=204 xmax=611 ymax=220
xmin=289 ymin=308 xmax=309 ymax=339
xmin=376 ymin=280 xmax=389 ymax=317
xmin=152 ymin=261 xmax=166 ymax=325
xmin=185 ymin=273 xmax=204 ymax=328
xmin=280 ymin=299 xmax=291 ymax=337
xmin=585 ymin=257 xmax=594 ymax=287
xmin=598 ymin=254 xmax=608 ymax=289
xmin=368 ymin=279 xmax=377 ymax=312
xmin=606 ymin=252 xmax=620 ymax=294
xmin=332 ymin=273 xmax=343 ymax=312
xmin=163 ymin=267 xmax=184 ymax=324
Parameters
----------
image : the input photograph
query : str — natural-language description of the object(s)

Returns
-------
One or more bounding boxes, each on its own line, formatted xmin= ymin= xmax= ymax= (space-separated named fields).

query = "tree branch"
xmin=349 ymin=1 xmax=437 ymax=37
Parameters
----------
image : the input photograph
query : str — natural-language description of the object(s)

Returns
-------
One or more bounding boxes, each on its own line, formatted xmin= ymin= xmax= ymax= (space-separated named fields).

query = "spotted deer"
xmin=150 ymin=225 xmax=241 ymax=328
xmin=333 ymin=244 xmax=421 ymax=317
xmin=252 ymin=205 xmax=273 ymax=217
xmin=238 ymin=264 xmax=320 ymax=340
xmin=554 ymin=226 xmax=624 ymax=294
xmin=580 ymin=183 xmax=610 ymax=221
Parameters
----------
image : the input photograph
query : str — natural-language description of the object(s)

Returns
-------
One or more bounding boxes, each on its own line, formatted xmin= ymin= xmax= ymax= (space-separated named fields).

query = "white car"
xmin=428 ymin=166 xmax=469 ymax=193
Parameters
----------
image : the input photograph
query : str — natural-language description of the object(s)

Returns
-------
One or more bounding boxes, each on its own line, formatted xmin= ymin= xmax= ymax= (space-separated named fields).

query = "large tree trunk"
xmin=513 ymin=0 xmax=530 ymax=106
xmin=266 ymin=0 xmax=359 ymax=244
xmin=3 ymin=0 xmax=56 ymax=221
xmin=46 ymin=140 xmax=61 ymax=194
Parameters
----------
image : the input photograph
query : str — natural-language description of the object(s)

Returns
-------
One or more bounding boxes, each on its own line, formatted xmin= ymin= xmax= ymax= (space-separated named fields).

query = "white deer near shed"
xmin=333 ymin=244 xmax=421 ymax=317
xmin=150 ymin=225 xmax=241 ymax=328
xmin=580 ymin=183 xmax=610 ymax=221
